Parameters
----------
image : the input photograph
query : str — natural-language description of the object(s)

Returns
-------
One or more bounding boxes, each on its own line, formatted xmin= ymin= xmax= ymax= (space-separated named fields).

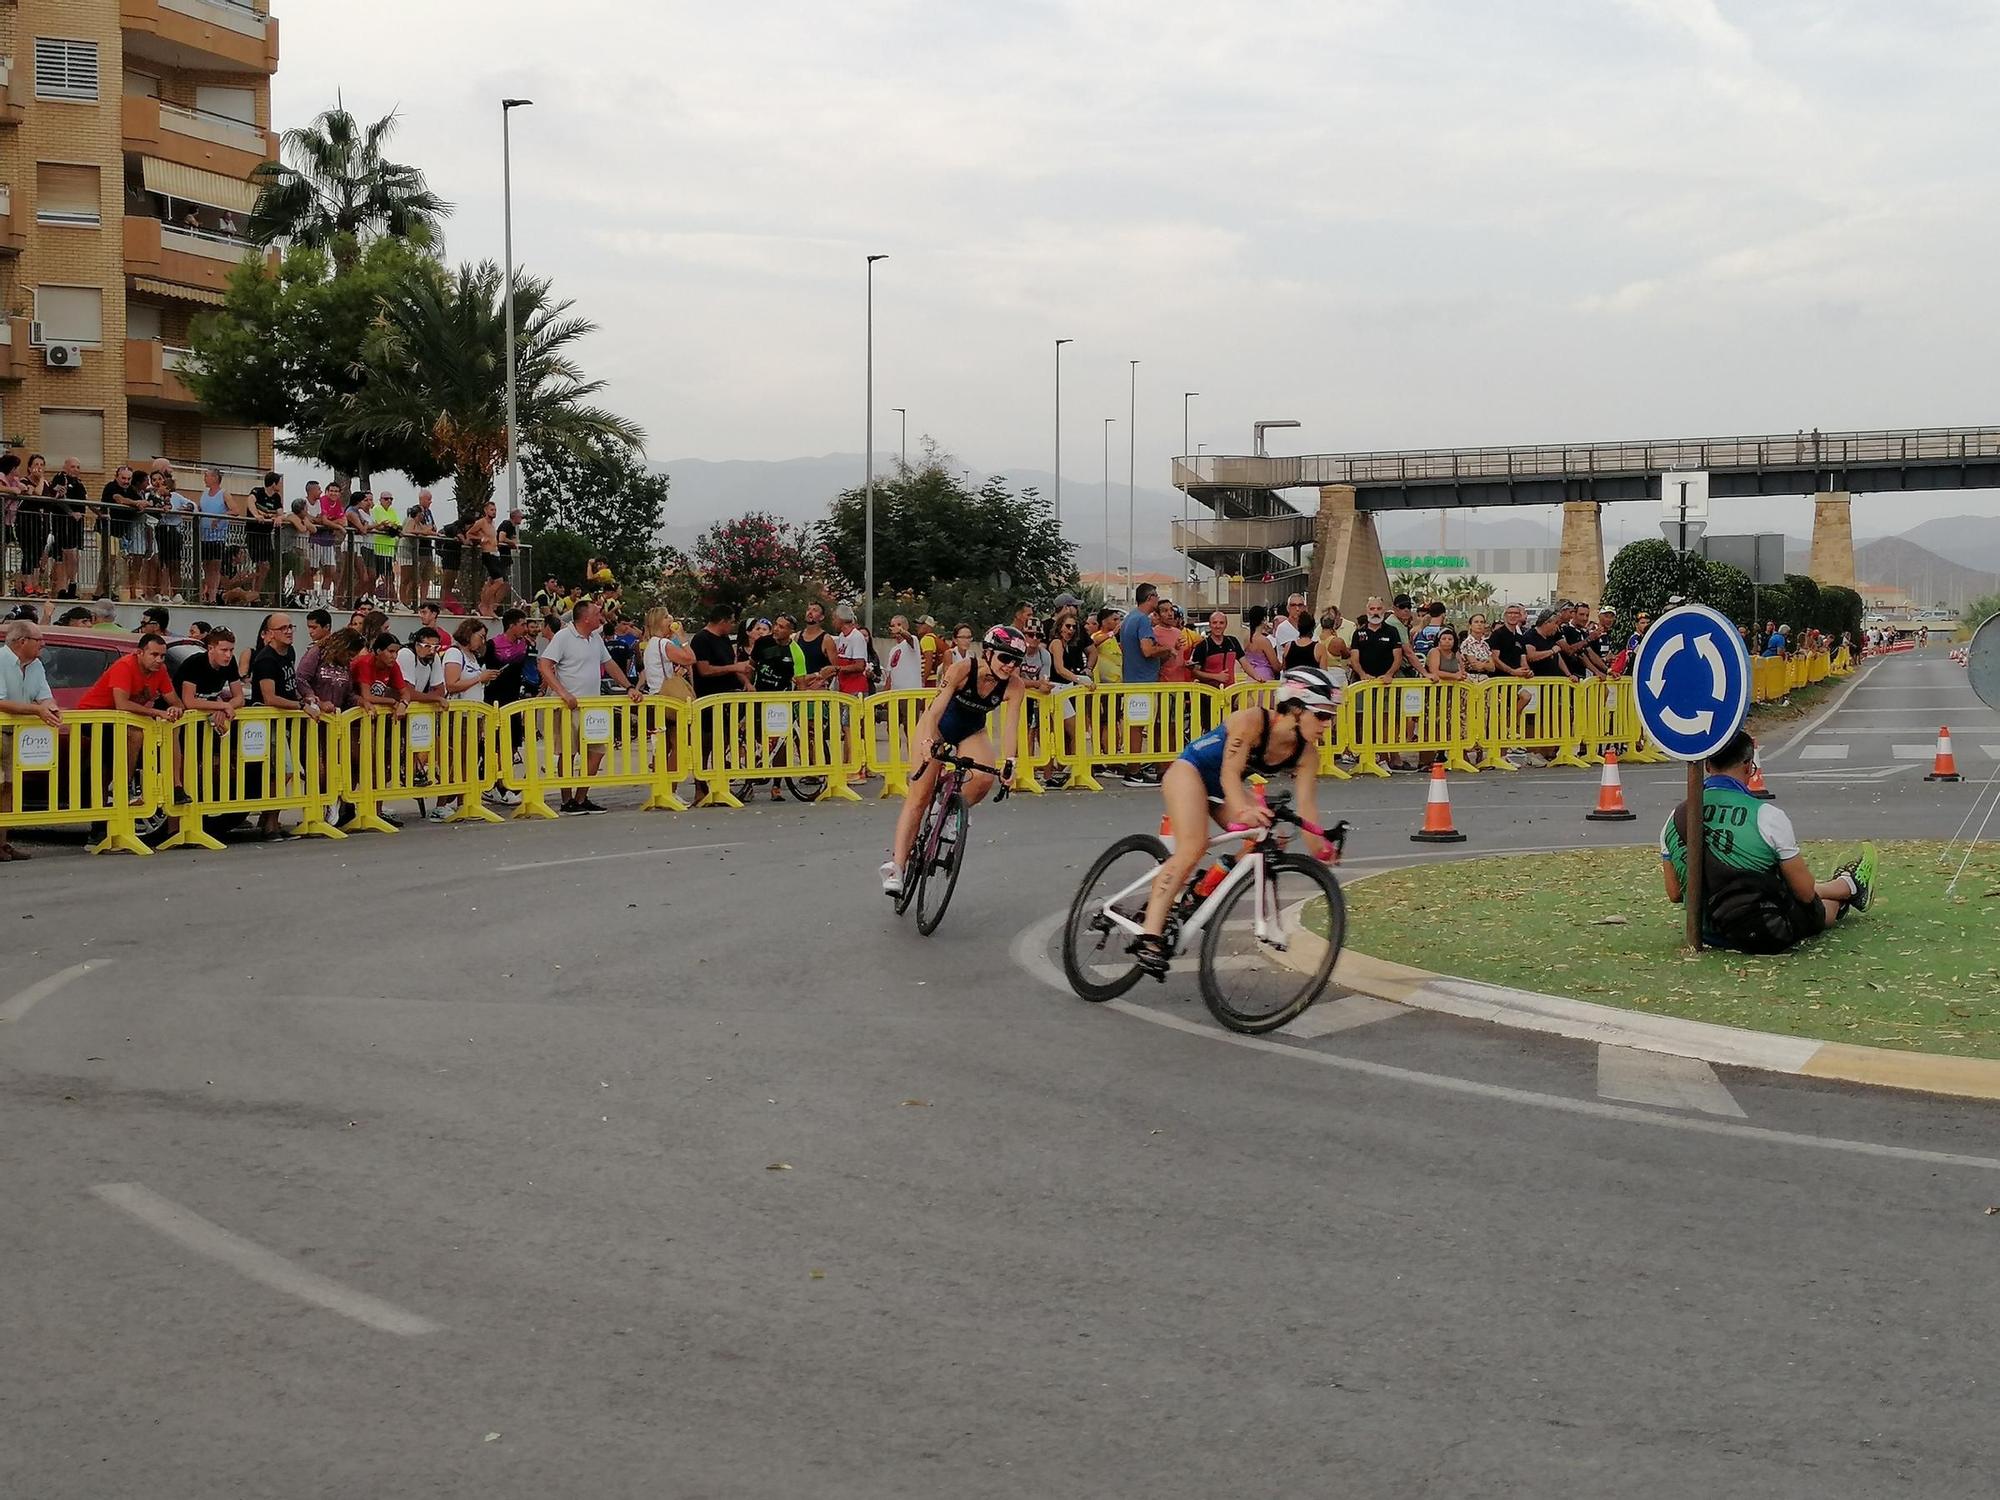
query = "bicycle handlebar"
xmin=930 ymin=745 xmax=1009 ymax=779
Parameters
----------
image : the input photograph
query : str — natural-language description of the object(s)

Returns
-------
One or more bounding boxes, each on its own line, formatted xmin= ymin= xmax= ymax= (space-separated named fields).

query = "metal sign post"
xmin=1632 ymin=602 xmax=1753 ymax=951
xmin=1660 ymin=470 xmax=1711 ymax=556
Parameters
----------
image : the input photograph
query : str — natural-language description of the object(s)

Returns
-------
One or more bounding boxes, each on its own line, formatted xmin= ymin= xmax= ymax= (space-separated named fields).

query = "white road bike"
xmin=1063 ymin=793 xmax=1349 ymax=1034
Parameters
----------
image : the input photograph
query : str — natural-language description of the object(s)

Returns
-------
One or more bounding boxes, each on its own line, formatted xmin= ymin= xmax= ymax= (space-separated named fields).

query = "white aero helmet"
xmin=1276 ymin=664 xmax=1341 ymax=715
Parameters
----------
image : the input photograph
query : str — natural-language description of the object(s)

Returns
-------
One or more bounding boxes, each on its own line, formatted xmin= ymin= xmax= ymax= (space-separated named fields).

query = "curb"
xmin=1333 ymin=945 xmax=2000 ymax=1104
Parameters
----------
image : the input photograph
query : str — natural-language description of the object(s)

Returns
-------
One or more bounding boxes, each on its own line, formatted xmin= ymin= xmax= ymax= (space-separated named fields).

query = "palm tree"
xmin=335 ymin=258 xmax=644 ymax=515
xmin=248 ymin=101 xmax=449 ymax=269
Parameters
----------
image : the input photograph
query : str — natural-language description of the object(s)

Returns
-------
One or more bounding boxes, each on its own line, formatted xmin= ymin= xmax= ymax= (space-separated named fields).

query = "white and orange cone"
xmin=1746 ymin=751 xmax=1776 ymax=801
xmin=1586 ymin=751 xmax=1636 ymax=822
xmin=1926 ymin=726 xmax=1963 ymax=782
xmin=1410 ymin=763 xmax=1467 ymax=844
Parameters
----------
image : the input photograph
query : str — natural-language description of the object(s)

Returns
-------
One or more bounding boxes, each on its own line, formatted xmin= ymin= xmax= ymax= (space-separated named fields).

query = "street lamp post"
xmin=1102 ymin=418 xmax=1115 ymax=605
xmin=891 ymin=408 xmax=906 ymax=470
xmin=501 ymin=98 xmax=533 ymax=521
xmin=1180 ymin=389 xmax=1197 ymax=569
xmin=865 ymin=253 xmax=887 ymax=637
xmin=1053 ymin=338 xmax=1072 ymax=530
xmin=1127 ymin=360 xmax=1138 ymax=605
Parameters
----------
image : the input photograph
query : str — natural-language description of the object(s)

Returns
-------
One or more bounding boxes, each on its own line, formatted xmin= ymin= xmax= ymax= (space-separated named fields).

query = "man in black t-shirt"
xmin=1485 ymin=604 xmax=1533 ymax=677
xmin=1348 ymin=596 xmax=1405 ymax=683
xmin=751 ymin=615 xmax=799 ymax=693
xmin=1528 ymin=610 xmax=1574 ymax=679
xmin=1189 ymin=611 xmax=1244 ymax=688
xmin=690 ymin=603 xmax=751 ymax=765
xmin=172 ymin=627 xmax=245 ymax=729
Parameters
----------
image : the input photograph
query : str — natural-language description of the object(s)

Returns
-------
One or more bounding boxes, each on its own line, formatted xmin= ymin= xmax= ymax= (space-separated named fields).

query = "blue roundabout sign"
xmin=1632 ymin=603 xmax=1752 ymax=763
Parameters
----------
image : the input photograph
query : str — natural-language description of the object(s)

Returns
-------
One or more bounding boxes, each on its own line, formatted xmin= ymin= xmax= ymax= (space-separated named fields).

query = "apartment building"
xmin=7 ymin=0 xmax=277 ymax=496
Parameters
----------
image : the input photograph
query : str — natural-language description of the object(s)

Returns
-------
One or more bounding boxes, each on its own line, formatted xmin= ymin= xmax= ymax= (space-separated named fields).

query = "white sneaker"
xmin=1520 ymin=752 xmax=1550 ymax=768
xmin=880 ymin=860 xmax=904 ymax=896
xmin=424 ymin=807 xmax=449 ymax=822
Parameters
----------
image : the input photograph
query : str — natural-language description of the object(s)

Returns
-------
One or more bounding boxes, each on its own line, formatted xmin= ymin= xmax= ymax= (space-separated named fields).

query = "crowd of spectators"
xmin=2 ymin=457 xmax=531 ymax=613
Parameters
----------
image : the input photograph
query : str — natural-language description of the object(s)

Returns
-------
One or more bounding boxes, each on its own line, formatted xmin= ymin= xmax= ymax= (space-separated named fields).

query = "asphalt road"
xmin=6 ymin=644 xmax=1999 ymax=1499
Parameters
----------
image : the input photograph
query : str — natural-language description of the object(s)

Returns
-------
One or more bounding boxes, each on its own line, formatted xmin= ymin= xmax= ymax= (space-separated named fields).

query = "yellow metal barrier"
xmin=1830 ymin=646 xmax=1852 ymax=675
xmin=1344 ymin=679 xmax=1479 ymax=777
xmin=1591 ymin=677 xmax=1667 ymax=763
xmin=1752 ymin=657 xmax=1789 ymax=703
xmin=160 ymin=706 xmax=345 ymax=851
xmin=1062 ymin=683 xmax=1221 ymax=792
xmin=1478 ymin=678 xmax=1594 ymax=768
xmin=497 ymin=696 xmax=690 ymax=819
xmin=688 ymin=691 xmax=861 ymax=809
xmin=340 ymin=704 xmax=505 ymax=835
xmin=0 ymin=709 xmax=161 ymax=855
xmin=1218 ymin=678 xmax=1353 ymax=779
xmin=868 ymin=688 xmax=934 ymax=798
xmin=1006 ymin=689 xmax=1064 ymax=794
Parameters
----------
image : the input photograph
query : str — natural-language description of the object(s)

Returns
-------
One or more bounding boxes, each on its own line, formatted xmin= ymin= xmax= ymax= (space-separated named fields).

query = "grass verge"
xmin=1745 ymin=673 xmax=1845 ymax=733
xmin=1339 ymin=841 xmax=2000 ymax=1058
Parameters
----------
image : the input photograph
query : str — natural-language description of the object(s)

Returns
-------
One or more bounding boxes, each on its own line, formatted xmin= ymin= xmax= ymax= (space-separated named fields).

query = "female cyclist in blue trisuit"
xmin=1129 ymin=664 xmax=1341 ymax=975
xmin=882 ymin=624 xmax=1027 ymax=897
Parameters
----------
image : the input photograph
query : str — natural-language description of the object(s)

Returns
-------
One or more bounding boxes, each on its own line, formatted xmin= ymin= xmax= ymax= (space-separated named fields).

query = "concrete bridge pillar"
xmin=1310 ymin=484 xmax=1389 ymax=615
xmin=1809 ymin=491 xmax=1856 ymax=590
xmin=1556 ymin=502 xmax=1605 ymax=606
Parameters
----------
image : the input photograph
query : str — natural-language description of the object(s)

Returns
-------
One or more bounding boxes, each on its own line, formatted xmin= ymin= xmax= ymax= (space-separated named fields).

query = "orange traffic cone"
xmin=1586 ymin=751 xmax=1636 ymax=822
xmin=1926 ymin=726 xmax=1963 ymax=782
xmin=1411 ymin=763 xmax=1467 ymax=843
xmin=1746 ymin=752 xmax=1775 ymax=801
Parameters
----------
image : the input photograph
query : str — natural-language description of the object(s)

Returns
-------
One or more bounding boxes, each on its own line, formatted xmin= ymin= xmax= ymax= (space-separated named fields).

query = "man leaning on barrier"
xmin=540 ymin=600 xmax=642 ymax=815
xmin=0 ymin=618 xmax=62 ymax=861
xmin=1661 ymin=728 xmax=1875 ymax=954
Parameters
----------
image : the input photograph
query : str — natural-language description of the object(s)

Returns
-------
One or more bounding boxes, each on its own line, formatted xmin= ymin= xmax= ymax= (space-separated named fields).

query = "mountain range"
xmin=653 ymin=455 xmax=2000 ymax=607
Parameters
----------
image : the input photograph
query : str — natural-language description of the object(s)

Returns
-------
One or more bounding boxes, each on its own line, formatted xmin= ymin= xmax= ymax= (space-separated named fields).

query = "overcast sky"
xmin=276 ymin=0 xmax=1999 ymax=532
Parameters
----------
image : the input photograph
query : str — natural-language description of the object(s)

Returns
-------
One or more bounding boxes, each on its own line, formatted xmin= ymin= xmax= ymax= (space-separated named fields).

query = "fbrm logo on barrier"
xmin=1632 ymin=604 xmax=1752 ymax=762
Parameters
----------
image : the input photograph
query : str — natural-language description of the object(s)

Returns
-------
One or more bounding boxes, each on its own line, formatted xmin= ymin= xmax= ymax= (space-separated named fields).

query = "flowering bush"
xmin=693 ymin=512 xmax=840 ymax=614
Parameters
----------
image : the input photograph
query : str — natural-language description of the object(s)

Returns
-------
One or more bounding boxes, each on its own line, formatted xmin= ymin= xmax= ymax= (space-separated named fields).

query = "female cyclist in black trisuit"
xmin=882 ymin=624 xmax=1027 ymax=896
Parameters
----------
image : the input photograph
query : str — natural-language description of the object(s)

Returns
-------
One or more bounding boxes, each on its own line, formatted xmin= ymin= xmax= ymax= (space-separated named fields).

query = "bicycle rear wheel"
xmin=914 ymin=795 xmax=967 ymax=935
xmin=1061 ymin=833 xmax=1169 ymax=1002
xmin=1198 ymin=853 xmax=1344 ymax=1034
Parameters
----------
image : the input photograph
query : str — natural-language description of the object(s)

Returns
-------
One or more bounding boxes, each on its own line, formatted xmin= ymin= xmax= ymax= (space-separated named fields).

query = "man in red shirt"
xmin=78 ymin=632 xmax=186 ymax=802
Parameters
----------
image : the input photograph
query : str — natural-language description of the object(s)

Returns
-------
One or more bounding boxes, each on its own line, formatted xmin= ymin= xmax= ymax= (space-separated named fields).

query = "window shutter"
xmin=33 ymin=39 xmax=100 ymax=101
xmin=35 ymin=163 xmax=101 ymax=225
xmin=39 ymin=409 xmax=106 ymax=473
xmin=128 ymin=417 xmax=167 ymax=463
xmin=34 ymin=285 xmax=104 ymax=344
xmin=200 ymin=426 xmax=259 ymax=468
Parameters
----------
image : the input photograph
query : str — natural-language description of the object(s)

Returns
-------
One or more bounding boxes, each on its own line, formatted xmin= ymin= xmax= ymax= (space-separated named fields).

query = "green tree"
xmin=815 ymin=454 xmax=1076 ymax=607
xmin=520 ymin=439 xmax=670 ymax=587
xmin=334 ymin=259 xmax=644 ymax=513
xmin=248 ymin=102 xmax=449 ymax=271
xmin=524 ymin=527 xmax=593 ymax=595
xmin=186 ymin=238 xmax=443 ymax=483
xmin=1963 ymin=592 xmax=2000 ymax=631
xmin=1603 ymin=539 xmax=1752 ymax=626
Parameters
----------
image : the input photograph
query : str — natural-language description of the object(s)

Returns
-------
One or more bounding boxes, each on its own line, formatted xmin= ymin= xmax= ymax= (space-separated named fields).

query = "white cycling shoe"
xmin=880 ymin=860 xmax=905 ymax=896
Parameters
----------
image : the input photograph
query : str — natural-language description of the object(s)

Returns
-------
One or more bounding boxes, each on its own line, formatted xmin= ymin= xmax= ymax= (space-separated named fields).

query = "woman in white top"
xmin=640 ymin=607 xmax=695 ymax=695
xmin=435 ymin=619 xmax=500 ymax=818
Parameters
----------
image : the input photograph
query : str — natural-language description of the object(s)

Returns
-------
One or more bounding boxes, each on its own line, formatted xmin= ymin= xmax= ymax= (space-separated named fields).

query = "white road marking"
xmin=1797 ymin=744 xmax=1849 ymax=761
xmin=91 ymin=1183 xmax=441 ymax=1337
xmin=1812 ymin=725 xmax=1998 ymax=735
xmin=1006 ymin=913 xmax=2000 ymax=1172
xmin=1893 ymin=745 xmax=1940 ymax=760
xmin=496 ymin=841 xmax=740 ymax=873
xmin=1983 ymin=747 xmax=2000 ymax=761
xmin=1282 ymin=993 xmax=1406 ymax=1038
xmin=0 ymin=960 xmax=108 ymax=1025
xmin=1596 ymin=1045 xmax=1747 ymax=1117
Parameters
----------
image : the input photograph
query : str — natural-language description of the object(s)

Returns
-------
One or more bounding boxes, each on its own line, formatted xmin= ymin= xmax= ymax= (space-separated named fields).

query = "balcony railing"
xmin=162 ymin=344 xmax=196 ymax=371
xmin=156 ymin=98 xmax=266 ymax=150
xmin=160 ymin=0 xmax=268 ymax=39
xmin=160 ymin=222 xmax=255 ymax=261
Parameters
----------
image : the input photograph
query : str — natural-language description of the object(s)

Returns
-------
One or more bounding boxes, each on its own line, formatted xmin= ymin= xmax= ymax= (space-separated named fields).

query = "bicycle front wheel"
xmin=914 ymin=795 xmax=968 ymax=935
xmin=1061 ymin=833 xmax=1169 ymax=1002
xmin=1199 ymin=853 xmax=1345 ymax=1034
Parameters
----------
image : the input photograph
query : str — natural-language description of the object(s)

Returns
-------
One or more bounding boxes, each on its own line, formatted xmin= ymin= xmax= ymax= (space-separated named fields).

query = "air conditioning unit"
xmin=43 ymin=343 xmax=82 ymax=369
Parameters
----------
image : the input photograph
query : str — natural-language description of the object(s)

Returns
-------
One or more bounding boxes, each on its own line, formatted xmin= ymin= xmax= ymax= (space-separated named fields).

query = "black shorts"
xmin=157 ymin=528 xmax=185 ymax=563
xmin=1710 ymin=890 xmax=1828 ymax=954
xmin=482 ymin=554 xmax=509 ymax=581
